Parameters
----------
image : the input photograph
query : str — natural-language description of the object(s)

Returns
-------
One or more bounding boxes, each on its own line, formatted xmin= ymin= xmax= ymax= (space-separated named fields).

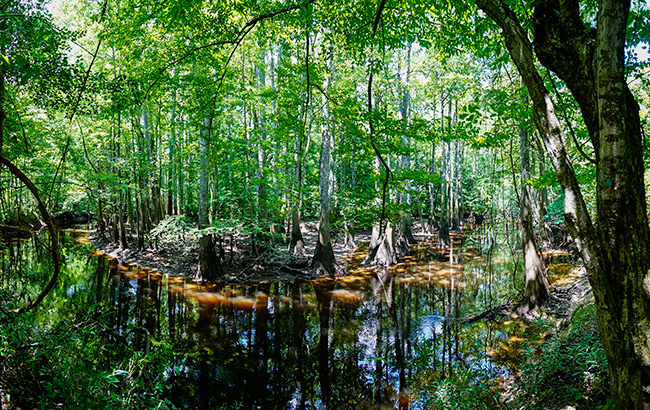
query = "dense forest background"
xmin=1 ymin=0 xmax=650 ymax=408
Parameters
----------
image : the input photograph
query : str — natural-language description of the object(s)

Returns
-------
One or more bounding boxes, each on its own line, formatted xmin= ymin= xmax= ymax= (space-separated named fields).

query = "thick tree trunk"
xmin=290 ymin=208 xmax=305 ymax=256
xmin=198 ymin=233 xmax=221 ymax=282
xmin=364 ymin=222 xmax=397 ymax=267
xmin=477 ymin=0 xmax=650 ymax=406
xmin=591 ymin=1 xmax=650 ymax=406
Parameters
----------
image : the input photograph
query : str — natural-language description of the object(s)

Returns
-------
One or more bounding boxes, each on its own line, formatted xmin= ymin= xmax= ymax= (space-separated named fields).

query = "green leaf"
xmin=0 ymin=54 xmax=9 ymax=66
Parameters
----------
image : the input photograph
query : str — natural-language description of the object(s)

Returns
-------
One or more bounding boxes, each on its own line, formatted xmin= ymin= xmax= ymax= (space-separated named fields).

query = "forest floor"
xmin=91 ymin=221 xmax=592 ymax=323
xmin=90 ymin=221 xmax=372 ymax=283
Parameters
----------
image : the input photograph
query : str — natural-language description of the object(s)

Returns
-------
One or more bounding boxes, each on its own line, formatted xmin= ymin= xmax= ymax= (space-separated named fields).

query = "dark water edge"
xmin=0 ymin=226 xmax=560 ymax=409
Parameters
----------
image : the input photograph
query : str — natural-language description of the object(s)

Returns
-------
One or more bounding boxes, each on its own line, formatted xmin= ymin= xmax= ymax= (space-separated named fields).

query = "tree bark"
xmin=518 ymin=114 xmax=548 ymax=315
xmin=197 ymin=116 xmax=220 ymax=280
xmin=198 ymin=117 xmax=210 ymax=229
xmin=0 ymin=63 xmax=5 ymax=155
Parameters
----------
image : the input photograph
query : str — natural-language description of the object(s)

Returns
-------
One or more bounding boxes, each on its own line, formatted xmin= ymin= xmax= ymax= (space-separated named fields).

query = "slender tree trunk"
xmin=255 ymin=60 xmax=269 ymax=226
xmin=312 ymin=56 xmax=336 ymax=275
xmin=0 ymin=64 xmax=5 ymax=155
xmin=115 ymin=110 xmax=128 ymax=248
xmin=451 ymin=139 xmax=462 ymax=231
xmin=428 ymin=140 xmax=436 ymax=233
xmin=167 ymin=103 xmax=177 ymax=216
xmin=438 ymin=140 xmax=451 ymax=250
xmin=291 ymin=281 xmax=307 ymax=410
xmin=198 ymin=117 xmax=210 ymax=229
xmin=396 ymin=43 xmax=417 ymax=251
xmin=314 ymin=281 xmax=333 ymax=409
xmin=518 ymin=112 xmax=548 ymax=315
xmin=197 ymin=116 xmax=220 ymax=281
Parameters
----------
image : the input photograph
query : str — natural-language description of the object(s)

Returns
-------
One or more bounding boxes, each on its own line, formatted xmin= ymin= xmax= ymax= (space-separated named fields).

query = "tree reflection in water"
xmin=5 ymin=226 xmax=546 ymax=409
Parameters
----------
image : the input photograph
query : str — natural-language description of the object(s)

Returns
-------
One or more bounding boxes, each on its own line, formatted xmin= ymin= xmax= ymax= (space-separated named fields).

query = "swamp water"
xmin=0 ymin=225 xmax=574 ymax=409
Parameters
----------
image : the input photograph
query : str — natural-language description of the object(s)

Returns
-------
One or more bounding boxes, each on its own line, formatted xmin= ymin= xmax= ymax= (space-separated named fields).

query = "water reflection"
xmin=0 ymin=225 xmax=566 ymax=409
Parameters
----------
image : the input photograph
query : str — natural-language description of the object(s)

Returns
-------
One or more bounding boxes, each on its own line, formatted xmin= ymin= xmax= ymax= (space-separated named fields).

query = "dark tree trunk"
xmin=0 ymin=64 xmax=5 ymax=154
xmin=198 ymin=233 xmax=221 ymax=282
xmin=437 ymin=219 xmax=450 ymax=250
xmin=314 ymin=280 xmax=334 ymax=409
xmin=290 ymin=208 xmax=305 ymax=257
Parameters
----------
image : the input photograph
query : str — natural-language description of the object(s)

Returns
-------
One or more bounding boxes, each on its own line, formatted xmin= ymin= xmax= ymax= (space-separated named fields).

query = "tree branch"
xmin=147 ymin=0 xmax=316 ymax=100
xmin=0 ymin=154 xmax=60 ymax=314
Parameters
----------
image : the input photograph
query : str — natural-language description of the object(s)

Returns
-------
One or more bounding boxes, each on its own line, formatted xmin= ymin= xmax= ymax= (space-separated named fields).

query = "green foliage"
xmin=510 ymin=302 xmax=609 ymax=409
xmin=410 ymin=361 xmax=501 ymax=410
xmin=0 ymin=306 xmax=178 ymax=409
xmin=148 ymin=215 xmax=194 ymax=243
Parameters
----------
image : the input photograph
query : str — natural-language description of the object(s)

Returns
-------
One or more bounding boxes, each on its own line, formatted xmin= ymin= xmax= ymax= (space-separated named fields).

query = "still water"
xmin=1 ymin=225 xmax=568 ymax=409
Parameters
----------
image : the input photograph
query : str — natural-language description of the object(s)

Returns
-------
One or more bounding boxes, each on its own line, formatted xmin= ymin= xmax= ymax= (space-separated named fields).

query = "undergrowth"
xmin=509 ymin=301 xmax=609 ymax=409
xmin=0 ymin=305 xmax=178 ymax=409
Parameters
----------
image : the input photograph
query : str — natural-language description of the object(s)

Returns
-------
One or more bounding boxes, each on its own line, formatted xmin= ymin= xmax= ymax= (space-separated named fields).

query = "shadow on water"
xmin=0 ymin=223 xmax=574 ymax=409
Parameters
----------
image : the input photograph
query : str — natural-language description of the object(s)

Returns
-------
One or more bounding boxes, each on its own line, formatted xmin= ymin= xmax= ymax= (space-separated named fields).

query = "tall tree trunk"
xmin=115 ymin=110 xmax=128 ymax=248
xmin=428 ymin=139 xmax=436 ymax=233
xmin=438 ymin=140 xmax=451 ymax=250
xmin=167 ymin=103 xmax=177 ymax=216
xmin=197 ymin=116 xmax=220 ymax=281
xmin=533 ymin=133 xmax=550 ymax=240
xmin=396 ymin=43 xmax=417 ymax=252
xmin=518 ymin=112 xmax=548 ymax=315
xmin=0 ymin=63 xmax=5 ymax=155
xmin=198 ymin=117 xmax=210 ymax=230
xmin=477 ymin=0 xmax=650 ymax=406
xmin=312 ymin=56 xmax=336 ymax=276
xmin=450 ymin=139 xmax=462 ymax=231
xmin=255 ymin=57 xmax=269 ymax=227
